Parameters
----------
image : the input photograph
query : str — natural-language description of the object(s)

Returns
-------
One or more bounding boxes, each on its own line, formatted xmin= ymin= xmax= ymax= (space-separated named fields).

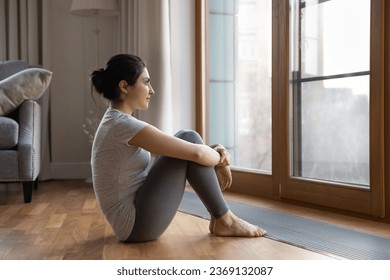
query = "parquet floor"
xmin=1 ymin=180 xmax=389 ymax=260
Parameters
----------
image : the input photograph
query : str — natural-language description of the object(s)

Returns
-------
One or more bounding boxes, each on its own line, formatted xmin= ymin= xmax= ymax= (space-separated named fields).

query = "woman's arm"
xmin=128 ymin=125 xmax=221 ymax=167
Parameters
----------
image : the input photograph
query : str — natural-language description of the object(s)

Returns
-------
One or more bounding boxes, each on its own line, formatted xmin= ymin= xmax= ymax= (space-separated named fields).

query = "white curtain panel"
xmin=0 ymin=0 xmax=39 ymax=63
xmin=118 ymin=0 xmax=174 ymax=134
xmin=0 ymin=0 xmax=51 ymax=180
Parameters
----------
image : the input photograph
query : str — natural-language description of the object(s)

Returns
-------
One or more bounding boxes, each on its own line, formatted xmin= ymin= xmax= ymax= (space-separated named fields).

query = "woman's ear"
xmin=118 ymin=80 xmax=128 ymax=94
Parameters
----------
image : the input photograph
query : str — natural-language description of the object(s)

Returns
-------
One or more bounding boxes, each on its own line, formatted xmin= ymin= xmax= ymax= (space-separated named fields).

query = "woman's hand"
xmin=210 ymin=144 xmax=231 ymax=167
xmin=214 ymin=165 xmax=232 ymax=191
xmin=210 ymin=144 xmax=232 ymax=190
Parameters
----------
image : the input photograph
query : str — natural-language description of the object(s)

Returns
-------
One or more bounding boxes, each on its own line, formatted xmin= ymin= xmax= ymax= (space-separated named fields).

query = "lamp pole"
xmin=93 ymin=13 xmax=100 ymax=67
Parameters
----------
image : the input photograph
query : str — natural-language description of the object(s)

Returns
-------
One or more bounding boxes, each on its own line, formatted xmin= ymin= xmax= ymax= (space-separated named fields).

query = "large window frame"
xmin=196 ymin=0 xmax=390 ymax=221
xmin=291 ymin=0 xmax=371 ymax=185
xmin=196 ymin=0 xmax=279 ymax=198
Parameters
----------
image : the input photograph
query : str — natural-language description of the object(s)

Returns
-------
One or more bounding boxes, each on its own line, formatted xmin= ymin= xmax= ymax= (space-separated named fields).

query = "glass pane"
xmin=209 ymin=83 xmax=235 ymax=150
xmin=209 ymin=14 xmax=235 ymax=81
xmin=300 ymin=76 xmax=370 ymax=185
xmin=209 ymin=0 xmax=235 ymax=13
xmin=208 ymin=0 xmax=272 ymax=172
xmin=301 ymin=0 xmax=370 ymax=77
xmin=289 ymin=0 xmax=371 ymax=187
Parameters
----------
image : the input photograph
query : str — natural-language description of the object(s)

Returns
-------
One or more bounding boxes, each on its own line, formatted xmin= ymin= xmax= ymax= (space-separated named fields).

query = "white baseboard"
xmin=50 ymin=162 xmax=92 ymax=179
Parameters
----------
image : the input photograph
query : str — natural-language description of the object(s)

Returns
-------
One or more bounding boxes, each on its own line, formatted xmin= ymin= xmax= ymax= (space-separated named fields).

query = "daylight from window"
xmin=208 ymin=0 xmax=272 ymax=173
xmin=290 ymin=0 xmax=370 ymax=186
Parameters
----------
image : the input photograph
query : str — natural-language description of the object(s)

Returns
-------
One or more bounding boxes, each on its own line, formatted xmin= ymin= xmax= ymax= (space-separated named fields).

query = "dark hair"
xmin=90 ymin=54 xmax=146 ymax=102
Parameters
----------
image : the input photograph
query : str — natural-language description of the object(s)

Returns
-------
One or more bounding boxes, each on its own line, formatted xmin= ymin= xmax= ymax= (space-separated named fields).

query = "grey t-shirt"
xmin=91 ymin=108 xmax=151 ymax=241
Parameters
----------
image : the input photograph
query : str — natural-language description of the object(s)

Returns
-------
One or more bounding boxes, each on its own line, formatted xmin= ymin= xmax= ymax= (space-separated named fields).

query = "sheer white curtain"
xmin=0 ymin=0 xmax=52 ymax=180
xmin=118 ymin=0 xmax=174 ymax=134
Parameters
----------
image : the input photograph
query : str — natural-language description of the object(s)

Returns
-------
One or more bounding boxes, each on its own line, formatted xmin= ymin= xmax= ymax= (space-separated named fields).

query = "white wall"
xmin=47 ymin=0 xmax=195 ymax=179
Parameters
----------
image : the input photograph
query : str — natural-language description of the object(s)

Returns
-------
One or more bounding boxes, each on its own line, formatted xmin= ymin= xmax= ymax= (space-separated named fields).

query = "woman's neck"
xmin=110 ymin=102 xmax=134 ymax=115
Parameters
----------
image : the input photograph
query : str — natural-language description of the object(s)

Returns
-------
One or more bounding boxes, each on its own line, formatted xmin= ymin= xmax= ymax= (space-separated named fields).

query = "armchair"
xmin=0 ymin=60 xmax=51 ymax=203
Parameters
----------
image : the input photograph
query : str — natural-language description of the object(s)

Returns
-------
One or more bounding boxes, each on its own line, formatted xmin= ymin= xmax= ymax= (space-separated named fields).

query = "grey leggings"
xmin=126 ymin=129 xmax=229 ymax=242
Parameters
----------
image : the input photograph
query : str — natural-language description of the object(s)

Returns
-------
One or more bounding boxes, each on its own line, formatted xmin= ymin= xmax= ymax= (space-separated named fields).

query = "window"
xmin=289 ymin=0 xmax=371 ymax=186
xmin=207 ymin=0 xmax=272 ymax=172
xmin=198 ymin=0 xmax=388 ymax=217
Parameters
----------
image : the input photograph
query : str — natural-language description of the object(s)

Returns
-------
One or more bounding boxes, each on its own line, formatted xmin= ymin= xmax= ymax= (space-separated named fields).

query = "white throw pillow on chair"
xmin=0 ymin=68 xmax=52 ymax=116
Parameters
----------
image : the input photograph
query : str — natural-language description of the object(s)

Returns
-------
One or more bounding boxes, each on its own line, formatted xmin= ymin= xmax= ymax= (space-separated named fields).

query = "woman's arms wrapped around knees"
xmin=129 ymin=125 xmax=233 ymax=190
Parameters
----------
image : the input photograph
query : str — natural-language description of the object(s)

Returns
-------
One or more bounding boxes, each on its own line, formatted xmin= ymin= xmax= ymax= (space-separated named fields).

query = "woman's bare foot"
xmin=209 ymin=211 xmax=267 ymax=237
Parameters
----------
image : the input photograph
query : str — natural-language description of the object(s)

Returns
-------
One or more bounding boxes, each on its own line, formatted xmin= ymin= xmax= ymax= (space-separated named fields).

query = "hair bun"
xmin=90 ymin=68 xmax=106 ymax=94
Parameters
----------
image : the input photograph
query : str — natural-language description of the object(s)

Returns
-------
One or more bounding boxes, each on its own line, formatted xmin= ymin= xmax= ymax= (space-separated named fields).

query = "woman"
xmin=90 ymin=54 xmax=266 ymax=242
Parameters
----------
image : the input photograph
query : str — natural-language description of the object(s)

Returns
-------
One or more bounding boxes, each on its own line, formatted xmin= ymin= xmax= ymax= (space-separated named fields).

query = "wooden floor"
xmin=1 ymin=180 xmax=389 ymax=260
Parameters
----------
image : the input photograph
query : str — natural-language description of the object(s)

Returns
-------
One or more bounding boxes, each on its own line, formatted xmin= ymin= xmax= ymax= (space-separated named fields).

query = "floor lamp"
xmin=70 ymin=0 xmax=119 ymax=66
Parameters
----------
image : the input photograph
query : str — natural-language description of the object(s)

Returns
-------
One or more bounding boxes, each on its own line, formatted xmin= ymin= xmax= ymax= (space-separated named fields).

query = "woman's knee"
xmin=174 ymin=129 xmax=204 ymax=144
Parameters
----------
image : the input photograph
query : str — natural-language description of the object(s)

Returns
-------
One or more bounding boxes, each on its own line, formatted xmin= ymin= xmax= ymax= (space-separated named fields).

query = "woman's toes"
xmin=257 ymin=227 xmax=267 ymax=236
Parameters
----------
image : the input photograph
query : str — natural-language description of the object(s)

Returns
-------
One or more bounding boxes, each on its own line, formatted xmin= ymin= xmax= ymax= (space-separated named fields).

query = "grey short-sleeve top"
xmin=91 ymin=108 xmax=151 ymax=241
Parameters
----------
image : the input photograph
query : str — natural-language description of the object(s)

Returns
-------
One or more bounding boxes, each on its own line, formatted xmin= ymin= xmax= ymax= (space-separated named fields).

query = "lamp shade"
xmin=70 ymin=0 xmax=119 ymax=17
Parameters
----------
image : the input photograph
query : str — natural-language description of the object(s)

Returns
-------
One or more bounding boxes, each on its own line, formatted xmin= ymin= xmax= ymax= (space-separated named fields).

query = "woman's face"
xmin=124 ymin=68 xmax=155 ymax=111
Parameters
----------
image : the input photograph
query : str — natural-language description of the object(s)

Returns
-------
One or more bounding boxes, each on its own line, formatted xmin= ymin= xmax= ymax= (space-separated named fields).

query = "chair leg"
xmin=23 ymin=181 xmax=34 ymax=203
xmin=34 ymin=178 xmax=39 ymax=190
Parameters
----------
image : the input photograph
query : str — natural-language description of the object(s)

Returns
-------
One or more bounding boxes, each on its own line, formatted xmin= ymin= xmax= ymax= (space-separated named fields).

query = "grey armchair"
xmin=0 ymin=60 xmax=45 ymax=203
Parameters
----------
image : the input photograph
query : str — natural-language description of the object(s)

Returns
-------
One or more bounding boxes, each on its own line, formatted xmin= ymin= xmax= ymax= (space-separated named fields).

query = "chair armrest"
xmin=18 ymin=100 xmax=41 ymax=180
